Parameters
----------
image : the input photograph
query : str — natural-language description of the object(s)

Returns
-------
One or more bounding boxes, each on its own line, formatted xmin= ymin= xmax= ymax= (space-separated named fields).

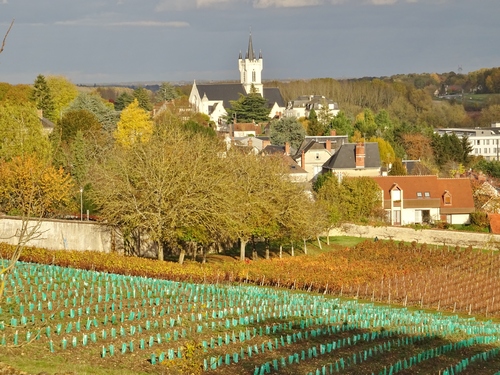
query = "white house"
xmin=372 ymin=175 xmax=475 ymax=226
xmin=284 ymin=95 xmax=339 ymax=119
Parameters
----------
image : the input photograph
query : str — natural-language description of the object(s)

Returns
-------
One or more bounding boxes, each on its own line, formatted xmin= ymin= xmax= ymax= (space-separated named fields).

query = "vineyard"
xmin=2 ymin=240 xmax=500 ymax=373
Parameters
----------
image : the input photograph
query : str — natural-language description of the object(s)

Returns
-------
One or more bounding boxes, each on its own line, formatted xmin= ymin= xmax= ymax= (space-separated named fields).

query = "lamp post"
xmin=79 ymin=187 xmax=83 ymax=221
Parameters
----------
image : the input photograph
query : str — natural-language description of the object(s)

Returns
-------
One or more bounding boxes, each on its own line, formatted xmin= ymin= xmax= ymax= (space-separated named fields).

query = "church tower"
xmin=238 ymin=33 xmax=263 ymax=95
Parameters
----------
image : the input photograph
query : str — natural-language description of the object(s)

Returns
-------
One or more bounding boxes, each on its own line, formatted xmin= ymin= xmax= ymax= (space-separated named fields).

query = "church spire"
xmin=247 ymin=32 xmax=255 ymax=60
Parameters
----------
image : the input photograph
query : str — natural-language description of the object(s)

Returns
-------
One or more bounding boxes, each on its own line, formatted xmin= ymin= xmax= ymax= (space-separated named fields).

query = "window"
xmin=486 ymin=140 xmax=490 ymax=145
xmin=416 ymin=192 xmax=423 ymax=199
xmin=424 ymin=192 xmax=430 ymax=198
xmin=252 ymin=70 xmax=256 ymax=82
xmin=485 ymin=148 xmax=488 ymax=153
xmin=391 ymin=190 xmax=401 ymax=201
xmin=443 ymin=191 xmax=452 ymax=205
xmin=315 ymin=152 xmax=320 ymax=160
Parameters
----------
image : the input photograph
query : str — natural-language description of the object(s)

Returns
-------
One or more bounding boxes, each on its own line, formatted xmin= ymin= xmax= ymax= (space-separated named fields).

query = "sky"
xmin=0 ymin=0 xmax=499 ymax=85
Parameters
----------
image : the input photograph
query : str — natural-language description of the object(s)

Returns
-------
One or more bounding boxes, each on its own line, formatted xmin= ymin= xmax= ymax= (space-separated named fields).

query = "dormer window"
xmin=391 ymin=189 xmax=401 ymax=201
xmin=443 ymin=191 xmax=452 ymax=205
xmin=424 ymin=192 xmax=430 ymax=198
xmin=416 ymin=192 xmax=422 ymax=199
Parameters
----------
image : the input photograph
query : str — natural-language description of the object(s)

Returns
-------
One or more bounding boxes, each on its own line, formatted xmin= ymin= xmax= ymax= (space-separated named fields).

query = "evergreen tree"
xmin=30 ymin=74 xmax=56 ymax=122
xmin=329 ymin=111 xmax=353 ymax=136
xmin=133 ymin=87 xmax=153 ymax=112
xmin=269 ymin=117 xmax=305 ymax=150
xmin=156 ymin=82 xmax=179 ymax=102
xmin=66 ymin=92 xmax=118 ymax=132
xmin=114 ymin=92 xmax=134 ymax=111
xmin=226 ymin=87 xmax=270 ymax=123
xmin=389 ymin=159 xmax=407 ymax=176
xmin=307 ymin=108 xmax=324 ymax=136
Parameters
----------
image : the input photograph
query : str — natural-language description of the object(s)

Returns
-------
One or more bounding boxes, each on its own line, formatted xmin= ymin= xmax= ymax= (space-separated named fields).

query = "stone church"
xmin=188 ymin=34 xmax=285 ymax=131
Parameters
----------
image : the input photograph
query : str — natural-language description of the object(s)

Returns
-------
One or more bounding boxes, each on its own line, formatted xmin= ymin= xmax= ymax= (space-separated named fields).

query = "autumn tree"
xmin=0 ymin=153 xmax=75 ymax=301
xmin=315 ymin=175 xmax=382 ymax=226
xmin=0 ymin=102 xmax=51 ymax=161
xmin=0 ymin=155 xmax=75 ymax=217
xmin=46 ymin=76 xmax=79 ymax=121
xmin=30 ymin=74 xmax=56 ymax=122
xmin=354 ymin=109 xmax=377 ymax=138
xmin=114 ymin=99 xmax=153 ymax=148
xmin=269 ymin=117 xmax=305 ymax=149
xmin=400 ymin=132 xmax=434 ymax=161
xmin=369 ymin=136 xmax=395 ymax=167
xmin=90 ymin=128 xmax=235 ymax=262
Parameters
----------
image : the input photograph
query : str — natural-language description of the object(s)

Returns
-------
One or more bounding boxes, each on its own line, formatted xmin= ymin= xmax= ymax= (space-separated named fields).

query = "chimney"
xmin=325 ymin=139 xmax=331 ymax=153
xmin=301 ymin=150 xmax=305 ymax=169
xmin=262 ymin=139 xmax=270 ymax=150
xmin=355 ymin=142 xmax=365 ymax=168
xmin=330 ymin=129 xmax=336 ymax=136
xmin=248 ymin=138 xmax=253 ymax=147
xmin=285 ymin=142 xmax=290 ymax=155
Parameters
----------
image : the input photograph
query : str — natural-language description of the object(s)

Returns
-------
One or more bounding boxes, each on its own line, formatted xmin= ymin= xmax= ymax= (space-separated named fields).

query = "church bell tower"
xmin=238 ymin=33 xmax=263 ymax=95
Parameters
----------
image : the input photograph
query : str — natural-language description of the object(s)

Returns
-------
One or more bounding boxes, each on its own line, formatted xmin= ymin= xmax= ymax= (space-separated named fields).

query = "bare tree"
xmin=0 ymin=19 xmax=14 ymax=55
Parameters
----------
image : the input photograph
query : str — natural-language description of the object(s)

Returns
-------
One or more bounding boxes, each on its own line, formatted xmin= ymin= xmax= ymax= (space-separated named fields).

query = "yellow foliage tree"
xmin=0 ymin=155 xmax=75 ymax=217
xmin=114 ymin=99 xmax=153 ymax=148
xmin=369 ymin=136 xmax=396 ymax=167
xmin=46 ymin=76 xmax=79 ymax=120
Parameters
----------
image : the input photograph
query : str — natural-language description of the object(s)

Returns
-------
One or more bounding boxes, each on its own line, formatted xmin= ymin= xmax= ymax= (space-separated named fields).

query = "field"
xmin=2 ymin=240 xmax=500 ymax=374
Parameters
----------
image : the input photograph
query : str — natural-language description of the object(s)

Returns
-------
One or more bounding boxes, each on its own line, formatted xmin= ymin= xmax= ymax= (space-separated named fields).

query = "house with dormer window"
xmin=372 ymin=176 xmax=475 ymax=226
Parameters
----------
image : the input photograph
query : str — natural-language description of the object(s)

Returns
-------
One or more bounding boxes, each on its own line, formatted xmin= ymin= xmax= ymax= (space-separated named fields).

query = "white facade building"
xmin=435 ymin=124 xmax=500 ymax=161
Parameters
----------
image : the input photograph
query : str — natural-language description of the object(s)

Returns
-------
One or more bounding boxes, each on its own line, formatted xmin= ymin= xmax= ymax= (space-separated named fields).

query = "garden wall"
xmin=329 ymin=224 xmax=500 ymax=250
xmin=0 ymin=216 xmax=119 ymax=253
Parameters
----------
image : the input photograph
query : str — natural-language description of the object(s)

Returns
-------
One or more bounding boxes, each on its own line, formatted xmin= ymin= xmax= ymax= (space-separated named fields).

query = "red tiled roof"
xmin=488 ymin=214 xmax=500 ymax=234
xmin=437 ymin=178 xmax=475 ymax=214
xmin=371 ymin=175 xmax=474 ymax=213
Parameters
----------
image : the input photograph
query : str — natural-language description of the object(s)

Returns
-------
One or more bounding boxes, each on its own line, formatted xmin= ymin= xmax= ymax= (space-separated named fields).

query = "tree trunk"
xmin=327 ymin=234 xmax=330 ymax=245
xmin=303 ymin=238 xmax=307 ymax=255
xmin=279 ymin=244 xmax=283 ymax=258
xmin=251 ymin=234 xmax=257 ymax=260
xmin=157 ymin=240 xmax=164 ymax=261
xmin=240 ymin=238 xmax=248 ymax=261
xmin=192 ymin=241 xmax=197 ymax=261
xmin=265 ymin=238 xmax=270 ymax=259
xmin=317 ymin=236 xmax=322 ymax=250
xmin=291 ymin=241 xmax=294 ymax=257
xmin=178 ymin=248 xmax=186 ymax=265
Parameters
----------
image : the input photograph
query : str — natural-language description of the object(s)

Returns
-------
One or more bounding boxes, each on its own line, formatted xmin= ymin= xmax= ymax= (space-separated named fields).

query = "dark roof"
xmin=40 ymin=117 xmax=55 ymax=131
xmin=196 ymin=83 xmax=246 ymax=109
xmin=322 ymin=142 xmax=381 ymax=170
xmin=195 ymin=84 xmax=285 ymax=109
xmin=262 ymin=145 xmax=285 ymax=155
xmin=263 ymin=87 xmax=285 ymax=108
xmin=294 ymin=136 xmax=347 ymax=159
xmin=402 ymin=160 xmax=432 ymax=175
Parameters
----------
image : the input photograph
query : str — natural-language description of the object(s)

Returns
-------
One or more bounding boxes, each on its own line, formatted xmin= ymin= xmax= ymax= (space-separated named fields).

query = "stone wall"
xmin=329 ymin=224 xmax=500 ymax=250
xmin=0 ymin=216 xmax=117 ymax=252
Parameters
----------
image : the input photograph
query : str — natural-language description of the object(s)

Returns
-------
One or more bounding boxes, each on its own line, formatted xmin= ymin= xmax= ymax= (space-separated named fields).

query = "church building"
xmin=188 ymin=34 xmax=285 ymax=131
